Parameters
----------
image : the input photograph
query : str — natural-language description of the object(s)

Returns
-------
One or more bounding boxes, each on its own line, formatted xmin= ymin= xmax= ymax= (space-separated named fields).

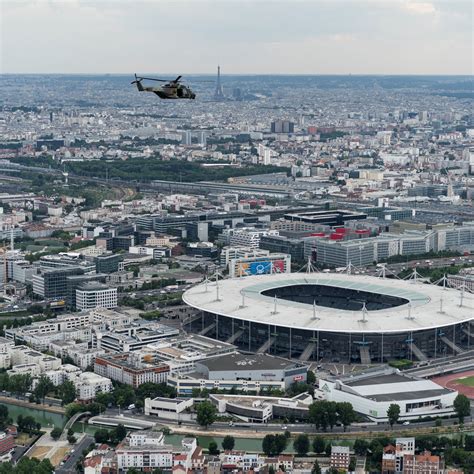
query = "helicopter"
xmin=131 ymin=74 xmax=196 ymax=99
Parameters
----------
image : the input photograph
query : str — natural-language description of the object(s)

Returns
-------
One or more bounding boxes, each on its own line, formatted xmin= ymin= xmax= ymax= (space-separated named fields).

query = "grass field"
xmin=28 ymin=446 xmax=50 ymax=460
xmin=50 ymin=447 xmax=69 ymax=467
xmin=455 ymin=375 xmax=474 ymax=387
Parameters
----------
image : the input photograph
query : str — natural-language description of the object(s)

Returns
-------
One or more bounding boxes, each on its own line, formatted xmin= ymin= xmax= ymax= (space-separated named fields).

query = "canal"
xmin=0 ymin=402 xmax=273 ymax=451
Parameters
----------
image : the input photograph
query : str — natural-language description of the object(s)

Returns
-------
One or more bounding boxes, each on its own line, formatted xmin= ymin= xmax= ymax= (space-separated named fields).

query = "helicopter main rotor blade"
xmin=138 ymin=76 xmax=169 ymax=82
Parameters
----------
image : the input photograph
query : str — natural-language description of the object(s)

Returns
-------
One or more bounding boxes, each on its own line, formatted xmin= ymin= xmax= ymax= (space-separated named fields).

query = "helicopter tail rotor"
xmin=131 ymin=74 xmax=145 ymax=91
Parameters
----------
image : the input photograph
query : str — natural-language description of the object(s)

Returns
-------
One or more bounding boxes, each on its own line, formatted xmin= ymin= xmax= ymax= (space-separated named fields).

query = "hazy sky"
xmin=1 ymin=0 xmax=472 ymax=74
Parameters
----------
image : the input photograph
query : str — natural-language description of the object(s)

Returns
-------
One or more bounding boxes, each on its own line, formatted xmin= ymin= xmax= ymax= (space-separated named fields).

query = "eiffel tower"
xmin=214 ymin=65 xmax=225 ymax=100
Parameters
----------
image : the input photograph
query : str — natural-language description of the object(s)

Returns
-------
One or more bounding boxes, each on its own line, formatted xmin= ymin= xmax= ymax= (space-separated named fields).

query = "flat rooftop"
xmin=199 ymin=353 xmax=300 ymax=372
xmin=368 ymin=389 xmax=451 ymax=402
xmin=346 ymin=373 xmax=409 ymax=387
xmin=326 ymin=368 xmax=456 ymax=402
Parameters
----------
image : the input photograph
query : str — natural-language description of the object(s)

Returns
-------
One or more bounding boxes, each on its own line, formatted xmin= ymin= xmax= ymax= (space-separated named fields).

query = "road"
xmin=54 ymin=435 xmax=94 ymax=474
xmin=104 ymin=407 xmax=474 ymax=436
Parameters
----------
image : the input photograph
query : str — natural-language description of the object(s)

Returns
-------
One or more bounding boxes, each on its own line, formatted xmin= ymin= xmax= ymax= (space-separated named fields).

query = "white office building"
xmin=227 ymin=228 xmax=279 ymax=249
xmin=76 ymin=283 xmax=117 ymax=311
xmin=319 ymin=368 xmax=458 ymax=423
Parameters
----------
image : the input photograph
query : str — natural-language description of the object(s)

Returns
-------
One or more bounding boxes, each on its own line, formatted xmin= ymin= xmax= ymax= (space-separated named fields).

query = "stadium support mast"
xmin=459 ymin=284 xmax=465 ymax=307
xmin=438 ymin=296 xmax=445 ymax=314
xmin=359 ymin=301 xmax=368 ymax=323
xmin=239 ymin=292 xmax=246 ymax=309
xmin=271 ymin=295 xmax=278 ymax=315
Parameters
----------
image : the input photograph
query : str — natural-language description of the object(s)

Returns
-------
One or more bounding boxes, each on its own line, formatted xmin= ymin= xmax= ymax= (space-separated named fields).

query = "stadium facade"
xmin=182 ymin=273 xmax=474 ymax=364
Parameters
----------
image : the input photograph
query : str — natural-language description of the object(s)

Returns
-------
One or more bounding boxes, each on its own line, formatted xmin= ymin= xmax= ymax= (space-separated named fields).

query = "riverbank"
xmin=168 ymin=422 xmax=474 ymax=440
xmin=0 ymin=396 xmax=65 ymax=415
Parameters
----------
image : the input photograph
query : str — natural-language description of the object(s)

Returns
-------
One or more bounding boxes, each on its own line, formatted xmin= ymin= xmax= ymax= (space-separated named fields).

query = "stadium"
xmin=182 ymin=273 xmax=474 ymax=364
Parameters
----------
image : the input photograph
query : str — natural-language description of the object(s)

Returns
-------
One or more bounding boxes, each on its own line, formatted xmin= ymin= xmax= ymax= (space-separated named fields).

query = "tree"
xmin=262 ymin=435 xmax=275 ymax=456
xmin=326 ymin=401 xmax=338 ymax=430
xmin=337 ymin=402 xmax=356 ymax=432
xmin=57 ymin=380 xmax=76 ymax=405
xmin=307 ymin=370 xmax=316 ymax=385
xmin=222 ymin=435 xmax=235 ymax=451
xmin=65 ymin=402 xmax=83 ymax=419
xmin=50 ymin=426 xmax=62 ymax=441
xmin=454 ymin=394 xmax=470 ymax=424
xmin=262 ymin=434 xmax=287 ymax=456
xmin=325 ymin=443 xmax=331 ymax=456
xmin=309 ymin=402 xmax=328 ymax=431
xmin=274 ymin=434 xmax=288 ymax=455
xmin=465 ymin=435 xmax=474 ymax=451
xmin=196 ymin=401 xmax=217 ymax=429
xmin=94 ymin=429 xmax=110 ymax=444
xmin=9 ymin=374 xmax=32 ymax=397
xmin=67 ymin=434 xmax=77 ymax=444
xmin=208 ymin=441 xmax=219 ymax=455
xmin=95 ymin=391 xmax=114 ymax=407
xmin=34 ymin=375 xmax=54 ymax=403
xmin=17 ymin=415 xmax=39 ymax=434
xmin=114 ymin=384 xmax=136 ymax=408
xmin=312 ymin=436 xmax=326 ymax=454
xmin=87 ymin=402 xmax=106 ymax=416
xmin=311 ymin=460 xmax=321 ymax=474
xmin=0 ymin=457 xmax=54 ymax=474
xmin=354 ymin=439 xmax=370 ymax=456
xmin=0 ymin=405 xmax=9 ymax=430
xmin=112 ymin=424 xmax=127 ymax=443
xmin=0 ymin=373 xmax=9 ymax=392
xmin=293 ymin=434 xmax=310 ymax=456
xmin=387 ymin=404 xmax=400 ymax=428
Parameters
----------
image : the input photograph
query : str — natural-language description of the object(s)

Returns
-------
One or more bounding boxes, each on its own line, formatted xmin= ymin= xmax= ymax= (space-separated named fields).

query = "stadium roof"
xmin=183 ymin=273 xmax=473 ymax=334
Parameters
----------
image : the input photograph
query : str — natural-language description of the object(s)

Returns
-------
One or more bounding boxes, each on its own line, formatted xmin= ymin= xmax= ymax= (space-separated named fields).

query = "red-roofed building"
xmin=0 ymin=432 xmax=14 ymax=462
xmin=403 ymin=450 xmax=441 ymax=474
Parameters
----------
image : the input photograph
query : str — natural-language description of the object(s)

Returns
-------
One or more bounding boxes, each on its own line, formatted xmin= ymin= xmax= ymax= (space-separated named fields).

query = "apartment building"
xmin=94 ymin=353 xmax=169 ymax=387
xmin=330 ymin=446 xmax=350 ymax=471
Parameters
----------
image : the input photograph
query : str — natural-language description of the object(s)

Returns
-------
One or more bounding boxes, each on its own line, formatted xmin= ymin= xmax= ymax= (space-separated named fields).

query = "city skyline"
xmin=1 ymin=0 xmax=472 ymax=75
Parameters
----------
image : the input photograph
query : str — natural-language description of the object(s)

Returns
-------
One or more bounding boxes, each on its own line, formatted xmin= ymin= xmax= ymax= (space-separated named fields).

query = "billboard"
xmin=249 ymin=261 xmax=272 ymax=275
xmin=237 ymin=259 xmax=286 ymax=276
xmin=273 ymin=260 xmax=285 ymax=273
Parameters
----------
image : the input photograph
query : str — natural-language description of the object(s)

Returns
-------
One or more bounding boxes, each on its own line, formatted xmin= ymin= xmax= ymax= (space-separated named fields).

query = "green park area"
xmin=456 ymin=376 xmax=474 ymax=387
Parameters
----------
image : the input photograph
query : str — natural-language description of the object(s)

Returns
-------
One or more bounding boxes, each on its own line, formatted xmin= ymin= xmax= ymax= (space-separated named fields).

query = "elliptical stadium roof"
xmin=182 ymin=273 xmax=473 ymax=334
